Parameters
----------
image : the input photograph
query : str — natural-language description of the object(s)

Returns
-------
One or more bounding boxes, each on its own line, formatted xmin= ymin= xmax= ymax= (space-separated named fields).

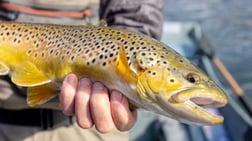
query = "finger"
xmin=90 ymin=82 xmax=114 ymax=133
xmin=110 ymin=90 xmax=137 ymax=131
xmin=59 ymin=74 xmax=78 ymax=115
xmin=75 ymin=78 xmax=94 ymax=129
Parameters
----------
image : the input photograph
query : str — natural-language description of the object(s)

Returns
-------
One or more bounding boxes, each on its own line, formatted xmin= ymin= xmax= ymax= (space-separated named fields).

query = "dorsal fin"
xmin=98 ymin=19 xmax=108 ymax=27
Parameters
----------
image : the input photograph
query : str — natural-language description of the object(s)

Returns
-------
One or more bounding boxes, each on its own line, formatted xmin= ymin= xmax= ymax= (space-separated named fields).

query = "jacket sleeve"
xmin=100 ymin=0 xmax=164 ymax=40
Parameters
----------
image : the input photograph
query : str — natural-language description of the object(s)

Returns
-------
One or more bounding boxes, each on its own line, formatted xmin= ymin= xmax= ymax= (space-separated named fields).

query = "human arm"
xmin=100 ymin=0 xmax=164 ymax=40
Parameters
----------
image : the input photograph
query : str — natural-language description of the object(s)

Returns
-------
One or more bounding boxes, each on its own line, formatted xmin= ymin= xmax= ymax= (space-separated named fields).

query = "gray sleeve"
xmin=100 ymin=0 xmax=164 ymax=40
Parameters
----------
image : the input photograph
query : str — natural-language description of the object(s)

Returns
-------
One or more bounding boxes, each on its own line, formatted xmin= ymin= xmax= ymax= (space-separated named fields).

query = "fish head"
xmin=135 ymin=49 xmax=228 ymax=125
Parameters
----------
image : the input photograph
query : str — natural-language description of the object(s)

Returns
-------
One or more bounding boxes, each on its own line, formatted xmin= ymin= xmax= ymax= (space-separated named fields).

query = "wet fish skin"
xmin=0 ymin=22 xmax=228 ymax=125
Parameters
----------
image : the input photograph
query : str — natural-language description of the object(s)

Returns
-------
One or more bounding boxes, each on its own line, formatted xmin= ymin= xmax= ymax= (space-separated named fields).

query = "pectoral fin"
xmin=116 ymin=45 xmax=136 ymax=84
xmin=12 ymin=62 xmax=51 ymax=86
xmin=27 ymin=83 xmax=59 ymax=106
xmin=0 ymin=61 xmax=9 ymax=75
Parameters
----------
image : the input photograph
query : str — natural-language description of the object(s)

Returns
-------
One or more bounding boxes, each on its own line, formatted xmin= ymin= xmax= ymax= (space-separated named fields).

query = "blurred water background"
xmin=163 ymin=0 xmax=252 ymax=95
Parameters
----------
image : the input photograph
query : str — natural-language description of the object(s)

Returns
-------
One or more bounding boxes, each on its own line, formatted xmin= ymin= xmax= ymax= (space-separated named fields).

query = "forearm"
xmin=100 ymin=0 xmax=164 ymax=40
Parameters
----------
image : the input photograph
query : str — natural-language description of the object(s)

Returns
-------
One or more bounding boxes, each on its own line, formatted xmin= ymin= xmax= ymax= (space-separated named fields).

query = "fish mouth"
xmin=172 ymin=87 xmax=228 ymax=107
xmin=156 ymin=87 xmax=228 ymax=125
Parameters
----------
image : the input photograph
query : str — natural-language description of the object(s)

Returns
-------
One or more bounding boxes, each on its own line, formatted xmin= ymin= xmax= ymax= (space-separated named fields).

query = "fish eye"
xmin=186 ymin=73 xmax=199 ymax=83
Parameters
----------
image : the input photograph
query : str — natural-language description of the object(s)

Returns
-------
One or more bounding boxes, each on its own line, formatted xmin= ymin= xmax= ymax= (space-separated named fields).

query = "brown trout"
xmin=0 ymin=22 xmax=228 ymax=125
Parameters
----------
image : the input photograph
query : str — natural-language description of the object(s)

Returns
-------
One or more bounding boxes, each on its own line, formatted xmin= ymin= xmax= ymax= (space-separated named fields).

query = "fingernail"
xmin=111 ymin=91 xmax=123 ymax=102
xmin=79 ymin=78 xmax=91 ymax=88
xmin=66 ymin=74 xmax=75 ymax=83
xmin=93 ymin=82 xmax=105 ymax=90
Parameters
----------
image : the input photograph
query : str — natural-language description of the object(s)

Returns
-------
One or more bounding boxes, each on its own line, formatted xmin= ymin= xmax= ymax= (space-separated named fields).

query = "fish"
xmin=0 ymin=21 xmax=228 ymax=125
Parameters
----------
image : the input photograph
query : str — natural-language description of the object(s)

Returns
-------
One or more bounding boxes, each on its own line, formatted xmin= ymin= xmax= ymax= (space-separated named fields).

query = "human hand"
xmin=59 ymin=74 xmax=137 ymax=133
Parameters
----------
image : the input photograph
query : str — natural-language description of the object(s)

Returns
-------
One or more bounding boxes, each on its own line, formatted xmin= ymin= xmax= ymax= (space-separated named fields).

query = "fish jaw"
xmin=171 ymin=84 xmax=228 ymax=108
xmin=156 ymin=94 xmax=225 ymax=125
xmin=152 ymin=83 xmax=228 ymax=125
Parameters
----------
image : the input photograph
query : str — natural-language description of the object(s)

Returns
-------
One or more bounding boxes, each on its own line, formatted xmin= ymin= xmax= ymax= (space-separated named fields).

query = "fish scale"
xmin=0 ymin=22 xmax=228 ymax=125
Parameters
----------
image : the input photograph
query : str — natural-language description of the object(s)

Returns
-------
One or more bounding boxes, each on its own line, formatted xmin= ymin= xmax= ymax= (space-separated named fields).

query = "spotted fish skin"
xmin=0 ymin=22 xmax=228 ymax=125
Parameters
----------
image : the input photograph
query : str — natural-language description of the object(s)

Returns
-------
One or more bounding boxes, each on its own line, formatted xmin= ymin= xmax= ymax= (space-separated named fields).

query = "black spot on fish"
xmin=27 ymin=49 xmax=32 ymax=54
xmin=55 ymin=51 xmax=59 ymax=56
xmin=85 ymin=49 xmax=90 ymax=54
xmin=61 ymin=55 xmax=65 ymax=60
xmin=36 ymin=44 xmax=40 ymax=48
xmin=109 ymin=53 xmax=114 ymax=57
xmin=73 ymin=43 xmax=78 ymax=47
xmin=142 ymin=46 xmax=147 ymax=50
xmin=34 ymin=53 xmax=38 ymax=57
xmin=92 ymin=58 xmax=96 ymax=63
xmin=152 ymin=72 xmax=156 ymax=76
xmin=129 ymin=47 xmax=134 ymax=51
xmin=50 ymin=49 xmax=54 ymax=54
xmin=77 ymin=48 xmax=82 ymax=53
xmin=94 ymin=42 xmax=99 ymax=46
xmin=139 ymin=59 xmax=143 ymax=65
xmin=116 ymin=37 xmax=121 ymax=41
xmin=99 ymin=54 xmax=104 ymax=59
xmin=70 ymin=55 xmax=75 ymax=61
xmin=102 ymin=62 xmax=107 ymax=67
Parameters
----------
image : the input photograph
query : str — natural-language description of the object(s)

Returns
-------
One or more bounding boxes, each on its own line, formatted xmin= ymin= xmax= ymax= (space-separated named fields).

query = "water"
xmin=163 ymin=0 xmax=252 ymax=95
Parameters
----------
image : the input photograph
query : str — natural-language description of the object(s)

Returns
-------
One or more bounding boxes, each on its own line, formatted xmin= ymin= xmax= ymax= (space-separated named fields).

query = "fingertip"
xmin=110 ymin=90 xmax=123 ymax=102
xmin=77 ymin=118 xmax=94 ymax=129
xmin=110 ymin=91 xmax=137 ymax=131
xmin=92 ymin=82 xmax=106 ymax=92
xmin=78 ymin=77 xmax=92 ymax=89
xmin=95 ymin=124 xmax=114 ymax=134
xmin=90 ymin=82 xmax=114 ymax=133
xmin=75 ymin=77 xmax=93 ymax=129
xmin=59 ymin=74 xmax=78 ymax=115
